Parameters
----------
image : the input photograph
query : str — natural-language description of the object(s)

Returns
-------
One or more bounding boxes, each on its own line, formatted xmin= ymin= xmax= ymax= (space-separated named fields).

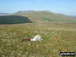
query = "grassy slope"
xmin=0 ymin=11 xmax=76 ymax=24
xmin=0 ymin=11 xmax=76 ymax=57
xmin=0 ymin=23 xmax=76 ymax=57
xmin=17 ymin=11 xmax=76 ymax=23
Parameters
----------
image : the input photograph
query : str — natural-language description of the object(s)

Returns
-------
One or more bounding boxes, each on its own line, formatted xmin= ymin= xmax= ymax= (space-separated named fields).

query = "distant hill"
xmin=0 ymin=13 xmax=8 ymax=15
xmin=71 ymin=16 xmax=76 ymax=18
xmin=15 ymin=10 xmax=76 ymax=23
xmin=0 ymin=11 xmax=76 ymax=24
xmin=15 ymin=10 xmax=34 ymax=15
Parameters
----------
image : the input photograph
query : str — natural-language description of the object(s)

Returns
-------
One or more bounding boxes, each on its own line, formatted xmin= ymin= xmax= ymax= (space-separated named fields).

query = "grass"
xmin=0 ymin=23 xmax=76 ymax=57
xmin=42 ymin=17 xmax=54 ymax=22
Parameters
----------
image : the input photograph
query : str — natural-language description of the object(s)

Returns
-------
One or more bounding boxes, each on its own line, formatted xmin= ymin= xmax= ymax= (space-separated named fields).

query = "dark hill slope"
xmin=0 ymin=15 xmax=32 ymax=24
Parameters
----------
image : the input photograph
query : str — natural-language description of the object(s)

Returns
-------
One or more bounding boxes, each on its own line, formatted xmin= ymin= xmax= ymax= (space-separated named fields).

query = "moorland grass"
xmin=0 ymin=23 xmax=76 ymax=57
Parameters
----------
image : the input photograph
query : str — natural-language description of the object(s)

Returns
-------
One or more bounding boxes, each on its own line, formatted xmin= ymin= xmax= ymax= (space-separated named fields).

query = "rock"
xmin=31 ymin=34 xmax=43 ymax=41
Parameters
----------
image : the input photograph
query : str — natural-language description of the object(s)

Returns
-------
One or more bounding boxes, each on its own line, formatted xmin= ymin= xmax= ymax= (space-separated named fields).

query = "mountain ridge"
xmin=14 ymin=10 xmax=76 ymax=23
xmin=0 ymin=13 xmax=8 ymax=15
xmin=0 ymin=10 xmax=76 ymax=24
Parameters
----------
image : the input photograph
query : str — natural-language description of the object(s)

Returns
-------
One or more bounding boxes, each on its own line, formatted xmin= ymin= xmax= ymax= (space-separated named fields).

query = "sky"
xmin=0 ymin=0 xmax=76 ymax=16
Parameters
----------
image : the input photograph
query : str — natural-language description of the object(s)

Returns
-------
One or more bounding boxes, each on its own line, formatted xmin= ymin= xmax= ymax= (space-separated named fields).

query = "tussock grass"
xmin=0 ymin=23 xmax=76 ymax=57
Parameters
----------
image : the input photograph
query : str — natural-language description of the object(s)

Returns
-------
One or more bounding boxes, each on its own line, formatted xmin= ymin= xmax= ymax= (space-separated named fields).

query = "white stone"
xmin=30 ymin=34 xmax=43 ymax=41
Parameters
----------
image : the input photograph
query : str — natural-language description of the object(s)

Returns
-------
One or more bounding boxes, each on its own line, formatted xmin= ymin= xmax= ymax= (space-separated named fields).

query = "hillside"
xmin=0 ymin=11 xmax=76 ymax=24
xmin=0 ymin=11 xmax=76 ymax=57
xmin=15 ymin=10 xmax=76 ymax=24
xmin=0 ymin=22 xmax=76 ymax=57
xmin=0 ymin=15 xmax=32 ymax=24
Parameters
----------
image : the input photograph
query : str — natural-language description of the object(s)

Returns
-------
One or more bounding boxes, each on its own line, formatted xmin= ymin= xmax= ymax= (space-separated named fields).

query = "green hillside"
xmin=0 ymin=11 xmax=76 ymax=57
xmin=15 ymin=11 xmax=76 ymax=24
xmin=0 ymin=11 xmax=76 ymax=24
xmin=0 ymin=23 xmax=76 ymax=57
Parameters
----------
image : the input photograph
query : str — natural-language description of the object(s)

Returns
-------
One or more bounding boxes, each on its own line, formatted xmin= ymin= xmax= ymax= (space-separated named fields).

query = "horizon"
xmin=0 ymin=0 xmax=76 ymax=16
